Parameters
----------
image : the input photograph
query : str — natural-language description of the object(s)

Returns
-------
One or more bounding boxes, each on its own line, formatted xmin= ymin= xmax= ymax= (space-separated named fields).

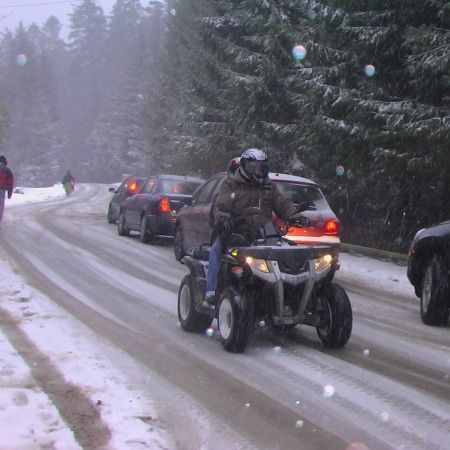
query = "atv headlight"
xmin=245 ymin=256 xmax=270 ymax=273
xmin=314 ymin=254 xmax=333 ymax=272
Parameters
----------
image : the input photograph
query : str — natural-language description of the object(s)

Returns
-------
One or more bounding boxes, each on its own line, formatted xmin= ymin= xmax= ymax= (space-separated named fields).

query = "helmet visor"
xmin=245 ymin=160 xmax=269 ymax=179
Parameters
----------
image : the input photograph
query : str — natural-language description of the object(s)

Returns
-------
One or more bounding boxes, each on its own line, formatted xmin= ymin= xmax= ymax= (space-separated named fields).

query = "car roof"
xmin=269 ymin=172 xmax=318 ymax=186
xmin=120 ymin=176 xmax=147 ymax=184
xmin=123 ymin=175 xmax=147 ymax=181
xmin=211 ymin=171 xmax=318 ymax=186
xmin=149 ymin=174 xmax=205 ymax=183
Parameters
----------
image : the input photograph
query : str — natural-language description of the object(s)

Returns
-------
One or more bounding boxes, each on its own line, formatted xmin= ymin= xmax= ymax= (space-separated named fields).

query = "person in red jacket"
xmin=0 ymin=155 xmax=14 ymax=225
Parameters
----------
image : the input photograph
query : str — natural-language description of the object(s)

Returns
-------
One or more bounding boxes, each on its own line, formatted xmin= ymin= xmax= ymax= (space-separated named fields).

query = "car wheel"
xmin=218 ymin=287 xmax=253 ymax=353
xmin=178 ymin=275 xmax=213 ymax=332
xmin=107 ymin=204 xmax=115 ymax=224
xmin=117 ymin=211 xmax=130 ymax=236
xmin=139 ymin=216 xmax=153 ymax=244
xmin=420 ymin=255 xmax=449 ymax=326
xmin=315 ymin=283 xmax=352 ymax=348
xmin=174 ymin=226 xmax=186 ymax=261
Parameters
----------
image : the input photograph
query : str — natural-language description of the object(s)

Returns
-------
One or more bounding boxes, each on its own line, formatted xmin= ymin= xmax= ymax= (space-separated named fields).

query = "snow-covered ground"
xmin=0 ymin=185 xmax=416 ymax=449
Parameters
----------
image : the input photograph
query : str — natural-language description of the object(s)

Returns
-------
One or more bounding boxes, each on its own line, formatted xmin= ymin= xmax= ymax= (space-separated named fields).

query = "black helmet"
xmin=239 ymin=148 xmax=269 ymax=185
xmin=227 ymin=157 xmax=240 ymax=176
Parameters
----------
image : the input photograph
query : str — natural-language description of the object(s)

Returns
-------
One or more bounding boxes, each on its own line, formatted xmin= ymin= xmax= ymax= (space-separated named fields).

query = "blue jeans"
xmin=206 ymin=237 xmax=222 ymax=294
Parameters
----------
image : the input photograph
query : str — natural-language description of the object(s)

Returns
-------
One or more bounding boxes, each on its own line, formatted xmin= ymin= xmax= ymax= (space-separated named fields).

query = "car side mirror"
xmin=108 ymin=187 xmax=116 ymax=193
xmin=184 ymin=198 xmax=193 ymax=206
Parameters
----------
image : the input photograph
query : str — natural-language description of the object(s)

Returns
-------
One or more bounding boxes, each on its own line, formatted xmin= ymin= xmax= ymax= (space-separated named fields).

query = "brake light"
xmin=128 ymin=181 xmax=138 ymax=193
xmin=324 ymin=220 xmax=339 ymax=235
xmin=159 ymin=197 xmax=171 ymax=213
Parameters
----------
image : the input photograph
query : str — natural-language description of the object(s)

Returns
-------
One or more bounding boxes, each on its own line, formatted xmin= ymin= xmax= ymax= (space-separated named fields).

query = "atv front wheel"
xmin=315 ymin=283 xmax=352 ymax=348
xmin=420 ymin=255 xmax=449 ymax=326
xmin=218 ymin=287 xmax=253 ymax=353
xmin=178 ymin=275 xmax=213 ymax=332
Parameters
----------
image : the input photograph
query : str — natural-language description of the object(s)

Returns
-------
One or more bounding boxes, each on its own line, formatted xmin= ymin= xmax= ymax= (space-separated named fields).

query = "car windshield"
xmin=276 ymin=182 xmax=330 ymax=210
xmin=161 ymin=179 xmax=203 ymax=195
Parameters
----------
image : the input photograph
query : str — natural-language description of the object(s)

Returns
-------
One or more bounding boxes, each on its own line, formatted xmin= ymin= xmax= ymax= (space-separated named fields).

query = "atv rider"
xmin=204 ymin=148 xmax=306 ymax=306
xmin=62 ymin=170 xmax=75 ymax=196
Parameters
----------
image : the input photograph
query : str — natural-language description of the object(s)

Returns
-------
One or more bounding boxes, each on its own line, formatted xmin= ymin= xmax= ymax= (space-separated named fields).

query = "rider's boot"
xmin=202 ymin=291 xmax=216 ymax=308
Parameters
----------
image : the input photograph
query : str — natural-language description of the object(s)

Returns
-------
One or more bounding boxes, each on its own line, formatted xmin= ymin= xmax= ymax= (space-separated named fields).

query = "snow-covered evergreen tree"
xmin=285 ymin=1 xmax=450 ymax=248
xmin=162 ymin=0 xmax=237 ymax=176
xmin=0 ymin=24 xmax=64 ymax=185
xmin=66 ymin=0 xmax=108 ymax=178
xmin=86 ymin=0 xmax=164 ymax=180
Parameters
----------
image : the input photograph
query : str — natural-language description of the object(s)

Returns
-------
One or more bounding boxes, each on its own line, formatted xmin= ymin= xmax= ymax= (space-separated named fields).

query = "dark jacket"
xmin=62 ymin=171 xmax=75 ymax=185
xmin=0 ymin=163 xmax=14 ymax=198
xmin=212 ymin=170 xmax=296 ymax=239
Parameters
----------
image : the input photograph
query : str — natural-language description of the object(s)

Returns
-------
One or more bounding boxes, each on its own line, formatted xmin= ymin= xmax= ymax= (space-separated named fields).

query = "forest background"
xmin=0 ymin=0 xmax=448 ymax=251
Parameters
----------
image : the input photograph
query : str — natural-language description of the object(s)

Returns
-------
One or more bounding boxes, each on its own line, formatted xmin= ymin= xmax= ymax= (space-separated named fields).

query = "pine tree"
xmin=0 ymin=24 xmax=63 ymax=185
xmin=166 ymin=0 xmax=317 ymax=176
xmin=66 ymin=0 xmax=108 ymax=177
xmin=285 ymin=1 xmax=450 ymax=248
xmin=162 ymin=0 xmax=236 ymax=176
xmin=166 ymin=0 xmax=449 ymax=249
xmin=87 ymin=0 xmax=165 ymax=180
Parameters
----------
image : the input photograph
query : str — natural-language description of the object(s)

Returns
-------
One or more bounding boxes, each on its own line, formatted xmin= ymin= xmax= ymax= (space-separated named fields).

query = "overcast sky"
xmin=0 ymin=0 xmax=117 ymax=36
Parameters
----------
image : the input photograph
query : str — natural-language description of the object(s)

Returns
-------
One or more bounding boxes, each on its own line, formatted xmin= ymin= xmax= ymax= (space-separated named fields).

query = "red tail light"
xmin=128 ymin=181 xmax=138 ymax=193
xmin=159 ymin=197 xmax=171 ymax=213
xmin=324 ymin=220 xmax=339 ymax=235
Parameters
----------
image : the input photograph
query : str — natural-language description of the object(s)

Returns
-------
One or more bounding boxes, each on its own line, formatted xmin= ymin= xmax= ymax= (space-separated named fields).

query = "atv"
xmin=177 ymin=219 xmax=352 ymax=353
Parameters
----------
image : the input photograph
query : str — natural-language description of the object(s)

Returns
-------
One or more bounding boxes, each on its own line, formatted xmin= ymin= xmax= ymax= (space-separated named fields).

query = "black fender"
xmin=182 ymin=256 xmax=205 ymax=278
xmin=181 ymin=256 xmax=206 ymax=305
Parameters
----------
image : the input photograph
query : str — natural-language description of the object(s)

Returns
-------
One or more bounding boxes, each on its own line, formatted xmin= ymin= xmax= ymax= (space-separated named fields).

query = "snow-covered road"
xmin=0 ymin=184 xmax=448 ymax=450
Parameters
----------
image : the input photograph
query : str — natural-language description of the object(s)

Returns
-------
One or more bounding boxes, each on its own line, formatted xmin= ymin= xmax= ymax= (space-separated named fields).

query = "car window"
xmin=210 ymin=176 xmax=226 ymax=204
xmin=117 ymin=178 xmax=131 ymax=192
xmin=276 ymin=182 xmax=330 ymax=209
xmin=117 ymin=180 xmax=129 ymax=193
xmin=141 ymin=178 xmax=156 ymax=194
xmin=195 ymin=178 xmax=220 ymax=205
xmin=160 ymin=179 xmax=204 ymax=195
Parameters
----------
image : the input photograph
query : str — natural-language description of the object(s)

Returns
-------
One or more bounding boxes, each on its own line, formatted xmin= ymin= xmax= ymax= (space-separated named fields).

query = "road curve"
xmin=1 ymin=184 xmax=449 ymax=450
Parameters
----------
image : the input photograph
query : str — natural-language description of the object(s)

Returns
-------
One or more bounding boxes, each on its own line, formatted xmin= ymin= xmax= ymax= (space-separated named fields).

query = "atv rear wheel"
xmin=315 ymin=283 xmax=352 ymax=348
xmin=420 ymin=255 xmax=449 ymax=326
xmin=218 ymin=287 xmax=253 ymax=353
xmin=178 ymin=275 xmax=213 ymax=332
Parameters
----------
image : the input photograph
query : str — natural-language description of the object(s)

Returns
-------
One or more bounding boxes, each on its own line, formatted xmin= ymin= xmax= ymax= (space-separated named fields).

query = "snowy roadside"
xmin=0 ymin=263 xmax=171 ymax=450
xmin=1 ymin=185 xmax=172 ymax=449
xmin=0 ymin=185 xmax=416 ymax=449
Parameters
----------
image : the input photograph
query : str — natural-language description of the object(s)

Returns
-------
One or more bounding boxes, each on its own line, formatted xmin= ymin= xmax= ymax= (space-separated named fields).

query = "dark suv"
xmin=174 ymin=172 xmax=340 ymax=262
xmin=407 ymin=220 xmax=450 ymax=325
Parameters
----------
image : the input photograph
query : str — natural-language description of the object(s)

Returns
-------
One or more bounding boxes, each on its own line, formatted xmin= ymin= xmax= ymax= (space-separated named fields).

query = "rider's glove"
xmin=288 ymin=213 xmax=311 ymax=228
xmin=216 ymin=216 xmax=234 ymax=235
